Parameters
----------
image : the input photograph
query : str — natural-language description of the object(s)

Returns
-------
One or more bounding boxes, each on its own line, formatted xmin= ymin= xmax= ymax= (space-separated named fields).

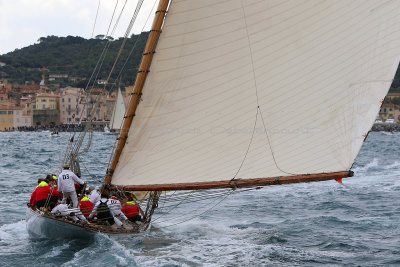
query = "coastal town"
xmin=1 ymin=77 xmax=400 ymax=132
xmin=0 ymin=79 xmax=133 ymax=131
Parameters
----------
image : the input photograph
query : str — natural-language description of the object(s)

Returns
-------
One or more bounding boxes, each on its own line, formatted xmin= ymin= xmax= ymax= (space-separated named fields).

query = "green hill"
xmin=1 ymin=34 xmax=400 ymax=93
xmin=0 ymin=33 xmax=149 ymax=90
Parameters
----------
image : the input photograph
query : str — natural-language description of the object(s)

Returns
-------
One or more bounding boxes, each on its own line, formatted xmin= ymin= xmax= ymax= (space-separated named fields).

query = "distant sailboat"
xmin=27 ymin=0 xmax=400 ymax=237
xmin=108 ymin=88 xmax=126 ymax=133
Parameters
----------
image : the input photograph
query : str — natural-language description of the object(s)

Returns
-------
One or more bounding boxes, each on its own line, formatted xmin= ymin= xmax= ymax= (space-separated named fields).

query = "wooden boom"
xmin=110 ymin=171 xmax=353 ymax=191
xmin=105 ymin=0 xmax=171 ymax=185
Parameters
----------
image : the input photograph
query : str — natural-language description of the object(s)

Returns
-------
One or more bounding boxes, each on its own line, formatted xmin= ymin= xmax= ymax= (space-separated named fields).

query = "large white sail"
xmin=109 ymin=88 xmax=126 ymax=130
xmin=112 ymin=0 xmax=400 ymax=186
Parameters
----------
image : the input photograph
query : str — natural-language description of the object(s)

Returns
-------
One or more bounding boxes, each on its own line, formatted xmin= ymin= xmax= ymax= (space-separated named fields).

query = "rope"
xmin=91 ymin=0 xmax=101 ymax=38
xmin=240 ymin=3 xmax=295 ymax=176
xmin=231 ymin=107 xmax=259 ymax=180
xmin=106 ymin=0 xmax=159 ymax=169
xmin=155 ymin=190 xmax=235 ymax=228
xmin=104 ymin=0 xmax=145 ymax=87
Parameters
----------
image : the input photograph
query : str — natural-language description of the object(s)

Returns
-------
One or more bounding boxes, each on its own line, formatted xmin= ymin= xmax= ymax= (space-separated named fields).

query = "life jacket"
xmin=79 ymin=197 xmax=94 ymax=218
xmin=121 ymin=201 xmax=139 ymax=218
xmin=97 ymin=199 xmax=112 ymax=220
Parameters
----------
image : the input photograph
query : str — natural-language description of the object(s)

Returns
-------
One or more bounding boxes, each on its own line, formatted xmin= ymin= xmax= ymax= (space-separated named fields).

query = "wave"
xmin=0 ymin=220 xmax=28 ymax=241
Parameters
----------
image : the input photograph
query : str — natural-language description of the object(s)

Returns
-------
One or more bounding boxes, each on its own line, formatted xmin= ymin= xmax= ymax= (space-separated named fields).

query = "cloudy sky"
xmin=0 ymin=0 xmax=157 ymax=55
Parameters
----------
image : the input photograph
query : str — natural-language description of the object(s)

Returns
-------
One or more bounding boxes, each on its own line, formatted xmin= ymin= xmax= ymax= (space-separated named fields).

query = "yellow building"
xmin=379 ymin=103 xmax=395 ymax=121
xmin=0 ymin=105 xmax=16 ymax=131
xmin=34 ymin=93 xmax=59 ymax=110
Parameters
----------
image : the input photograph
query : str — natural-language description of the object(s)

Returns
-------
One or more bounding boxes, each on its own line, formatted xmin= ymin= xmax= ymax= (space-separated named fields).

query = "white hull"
xmin=26 ymin=208 xmax=151 ymax=238
xmin=26 ymin=208 xmax=95 ymax=239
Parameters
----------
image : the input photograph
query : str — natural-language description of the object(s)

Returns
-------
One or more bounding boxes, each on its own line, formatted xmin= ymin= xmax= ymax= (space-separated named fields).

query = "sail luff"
xmin=105 ymin=0 xmax=171 ymax=185
xmin=111 ymin=171 xmax=352 ymax=191
xmin=110 ymin=88 xmax=125 ymax=130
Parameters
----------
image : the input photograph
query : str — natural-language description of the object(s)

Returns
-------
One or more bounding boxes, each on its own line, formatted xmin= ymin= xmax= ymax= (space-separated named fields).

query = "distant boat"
xmin=27 ymin=0 xmax=400 ymax=237
xmin=108 ymin=88 xmax=125 ymax=133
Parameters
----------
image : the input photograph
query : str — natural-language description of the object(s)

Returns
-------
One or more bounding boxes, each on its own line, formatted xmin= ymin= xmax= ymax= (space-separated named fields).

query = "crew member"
xmin=108 ymin=196 xmax=129 ymax=221
xmin=57 ymin=164 xmax=86 ymax=207
xmin=30 ymin=181 xmax=60 ymax=209
xmin=121 ymin=199 xmax=142 ymax=222
xmin=87 ymin=186 xmax=100 ymax=205
xmin=79 ymin=196 xmax=94 ymax=218
xmin=88 ymin=193 xmax=124 ymax=229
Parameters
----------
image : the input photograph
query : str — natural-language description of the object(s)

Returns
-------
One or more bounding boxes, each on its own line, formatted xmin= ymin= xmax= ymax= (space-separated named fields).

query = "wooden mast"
xmin=105 ymin=0 xmax=171 ymax=185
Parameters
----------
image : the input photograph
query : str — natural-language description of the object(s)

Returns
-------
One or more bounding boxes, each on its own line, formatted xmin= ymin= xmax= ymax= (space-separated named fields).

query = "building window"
xmin=1 ymin=118 xmax=4 ymax=123
xmin=41 ymin=99 xmax=46 ymax=102
xmin=0 ymin=111 xmax=6 ymax=114
xmin=62 ymin=98 xmax=65 ymax=102
xmin=68 ymin=104 xmax=71 ymax=110
xmin=68 ymin=98 xmax=71 ymax=102
xmin=42 ymin=104 xmax=45 ymax=109
xmin=8 ymin=111 xmax=13 ymax=114
xmin=76 ymin=98 xmax=78 ymax=102
xmin=33 ymin=105 xmax=36 ymax=109
xmin=16 ymin=118 xmax=20 ymax=123
xmin=68 ymin=111 xmax=71 ymax=115
xmin=76 ymin=110 xmax=79 ymax=115
xmin=9 ymin=118 xmax=12 ymax=123
xmin=16 ymin=111 xmax=19 ymax=115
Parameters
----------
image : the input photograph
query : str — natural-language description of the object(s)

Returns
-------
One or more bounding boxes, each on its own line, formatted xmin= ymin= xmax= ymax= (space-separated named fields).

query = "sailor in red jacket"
xmin=79 ymin=196 xmax=94 ymax=218
xmin=121 ymin=200 xmax=142 ymax=222
xmin=30 ymin=181 xmax=60 ymax=209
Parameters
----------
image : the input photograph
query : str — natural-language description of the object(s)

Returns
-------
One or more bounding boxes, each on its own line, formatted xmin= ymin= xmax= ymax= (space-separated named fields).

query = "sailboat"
xmin=27 ymin=0 xmax=400 ymax=238
xmin=107 ymin=88 xmax=126 ymax=133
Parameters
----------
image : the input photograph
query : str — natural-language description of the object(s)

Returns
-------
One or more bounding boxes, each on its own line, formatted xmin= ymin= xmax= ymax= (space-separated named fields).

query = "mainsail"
xmin=108 ymin=0 xmax=400 ymax=190
xmin=109 ymin=88 xmax=126 ymax=131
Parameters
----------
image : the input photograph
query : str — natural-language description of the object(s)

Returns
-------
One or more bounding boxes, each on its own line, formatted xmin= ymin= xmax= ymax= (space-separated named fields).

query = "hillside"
xmin=1 ymin=34 xmax=400 ymax=93
xmin=0 ymin=33 xmax=149 ymax=90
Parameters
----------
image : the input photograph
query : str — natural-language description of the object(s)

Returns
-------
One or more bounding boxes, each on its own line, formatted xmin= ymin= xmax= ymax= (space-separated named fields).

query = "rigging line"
xmin=231 ymin=107 xmax=259 ymax=180
xmin=155 ymin=190 xmax=234 ymax=228
xmin=91 ymin=0 xmax=101 ymax=38
xmin=151 ymin=190 xmax=169 ymax=214
xmin=109 ymin=0 xmax=159 ymax=92
xmin=155 ymin=188 xmax=257 ymax=222
xmin=240 ymin=2 xmax=294 ymax=176
xmin=157 ymin=189 xmax=234 ymax=203
xmin=109 ymin=0 xmax=129 ymax=39
xmin=151 ymin=191 xmax=195 ymax=223
xmin=105 ymin=0 xmax=120 ymax=38
xmin=104 ymin=0 xmax=145 ymax=88
xmin=86 ymin=0 xmax=127 ymax=92
xmin=83 ymin=0 xmax=122 ymax=93
xmin=157 ymin=188 xmax=252 ymax=207
xmin=259 ymin=109 xmax=296 ymax=175
xmin=106 ymin=0 xmax=159 ymax=169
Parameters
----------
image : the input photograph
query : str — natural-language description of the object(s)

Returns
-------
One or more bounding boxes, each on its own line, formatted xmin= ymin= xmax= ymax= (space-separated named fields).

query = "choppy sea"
xmin=0 ymin=131 xmax=399 ymax=266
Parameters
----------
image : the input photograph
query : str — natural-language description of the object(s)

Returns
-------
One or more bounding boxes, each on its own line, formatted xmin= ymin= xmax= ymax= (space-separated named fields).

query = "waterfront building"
xmin=0 ymin=105 xmax=15 ymax=131
xmin=379 ymin=103 xmax=396 ymax=122
xmin=59 ymin=87 xmax=86 ymax=124
xmin=32 ymin=92 xmax=60 ymax=126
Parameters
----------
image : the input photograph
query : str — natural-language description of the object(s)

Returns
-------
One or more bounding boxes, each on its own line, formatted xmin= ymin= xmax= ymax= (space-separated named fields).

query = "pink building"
xmin=59 ymin=87 xmax=86 ymax=124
